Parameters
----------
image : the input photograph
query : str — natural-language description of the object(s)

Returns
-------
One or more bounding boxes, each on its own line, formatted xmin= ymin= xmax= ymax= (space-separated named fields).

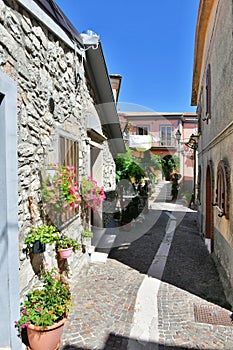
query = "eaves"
xmin=84 ymin=43 xmax=126 ymax=156
xmin=17 ymin=0 xmax=83 ymax=49
xmin=191 ymin=0 xmax=215 ymax=106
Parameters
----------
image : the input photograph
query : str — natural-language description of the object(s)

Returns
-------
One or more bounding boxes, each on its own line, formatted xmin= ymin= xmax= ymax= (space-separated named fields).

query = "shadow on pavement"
xmin=108 ymin=207 xmax=229 ymax=309
xmin=108 ymin=211 xmax=167 ymax=274
xmin=161 ymin=211 xmax=229 ymax=308
xmin=60 ymin=332 xmax=216 ymax=350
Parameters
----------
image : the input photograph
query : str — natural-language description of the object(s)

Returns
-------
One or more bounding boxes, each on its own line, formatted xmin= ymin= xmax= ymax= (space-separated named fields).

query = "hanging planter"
xmin=81 ymin=229 xmax=93 ymax=253
xmin=32 ymin=240 xmax=46 ymax=254
xmin=81 ymin=177 xmax=106 ymax=212
xmin=27 ymin=316 xmax=67 ymax=350
xmin=58 ymin=247 xmax=73 ymax=259
xmin=42 ymin=164 xmax=81 ymax=214
xmin=56 ymin=234 xmax=80 ymax=259
xmin=24 ymin=225 xmax=59 ymax=255
xmin=81 ymin=229 xmax=93 ymax=246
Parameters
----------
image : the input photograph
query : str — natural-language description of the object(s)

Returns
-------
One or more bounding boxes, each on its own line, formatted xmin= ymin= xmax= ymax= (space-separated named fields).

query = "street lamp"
xmin=175 ymin=129 xmax=182 ymax=173
xmin=175 ymin=129 xmax=181 ymax=144
xmin=186 ymin=134 xmax=199 ymax=150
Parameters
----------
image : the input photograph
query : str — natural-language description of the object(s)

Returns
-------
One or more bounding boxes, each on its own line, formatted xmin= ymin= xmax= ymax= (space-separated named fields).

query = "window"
xmin=206 ymin=64 xmax=211 ymax=119
xmin=215 ymin=160 xmax=229 ymax=219
xmin=59 ymin=135 xmax=79 ymax=182
xmin=197 ymin=165 xmax=201 ymax=204
xmin=57 ymin=135 xmax=79 ymax=227
xmin=136 ymin=125 xmax=149 ymax=135
xmin=197 ymin=86 xmax=203 ymax=132
xmin=160 ymin=125 xmax=174 ymax=147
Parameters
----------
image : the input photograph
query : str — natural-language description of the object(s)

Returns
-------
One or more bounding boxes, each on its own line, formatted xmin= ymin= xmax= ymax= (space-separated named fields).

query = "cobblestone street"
xmin=60 ymin=183 xmax=233 ymax=350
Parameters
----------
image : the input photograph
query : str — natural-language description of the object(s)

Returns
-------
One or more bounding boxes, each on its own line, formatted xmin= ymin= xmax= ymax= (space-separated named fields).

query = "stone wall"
xmin=0 ymin=0 xmax=116 ymax=294
xmin=196 ymin=0 xmax=233 ymax=302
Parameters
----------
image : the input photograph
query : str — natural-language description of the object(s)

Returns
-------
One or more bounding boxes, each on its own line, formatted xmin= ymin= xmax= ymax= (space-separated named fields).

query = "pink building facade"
xmin=118 ymin=111 xmax=198 ymax=195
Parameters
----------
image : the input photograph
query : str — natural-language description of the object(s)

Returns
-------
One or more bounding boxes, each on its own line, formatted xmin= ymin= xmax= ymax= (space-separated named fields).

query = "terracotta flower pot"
xmin=59 ymin=247 xmax=73 ymax=259
xmin=27 ymin=316 xmax=67 ymax=350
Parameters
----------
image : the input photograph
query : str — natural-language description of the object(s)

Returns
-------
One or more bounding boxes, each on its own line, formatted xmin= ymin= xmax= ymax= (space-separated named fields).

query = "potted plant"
xmin=15 ymin=267 xmax=71 ymax=350
xmin=81 ymin=229 xmax=93 ymax=247
xmin=42 ymin=164 xmax=82 ymax=213
xmin=24 ymin=225 xmax=59 ymax=254
xmin=56 ymin=234 xmax=81 ymax=259
xmin=181 ymin=191 xmax=192 ymax=205
xmin=81 ymin=177 xmax=106 ymax=211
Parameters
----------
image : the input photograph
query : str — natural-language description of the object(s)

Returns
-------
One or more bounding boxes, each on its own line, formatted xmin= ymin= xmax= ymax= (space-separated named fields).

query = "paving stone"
xmin=60 ymin=183 xmax=232 ymax=350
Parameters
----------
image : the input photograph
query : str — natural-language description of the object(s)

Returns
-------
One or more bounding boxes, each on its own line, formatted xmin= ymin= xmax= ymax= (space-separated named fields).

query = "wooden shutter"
xmin=206 ymin=64 xmax=211 ymax=118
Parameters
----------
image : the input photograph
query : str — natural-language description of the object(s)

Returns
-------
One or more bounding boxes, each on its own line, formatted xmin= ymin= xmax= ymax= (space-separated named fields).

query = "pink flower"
xmin=88 ymin=176 xmax=97 ymax=185
xmin=69 ymin=185 xmax=78 ymax=194
xmin=68 ymin=177 xmax=73 ymax=184
xmin=69 ymin=202 xmax=79 ymax=210
xmin=44 ymin=262 xmax=49 ymax=272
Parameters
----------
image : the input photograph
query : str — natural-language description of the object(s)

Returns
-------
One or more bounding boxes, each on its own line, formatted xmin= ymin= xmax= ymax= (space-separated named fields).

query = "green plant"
xmin=115 ymin=147 xmax=145 ymax=183
xmin=161 ymin=155 xmax=180 ymax=179
xmin=151 ymin=155 xmax=163 ymax=171
xmin=24 ymin=225 xmax=59 ymax=249
xmin=42 ymin=164 xmax=81 ymax=212
xmin=81 ymin=177 xmax=106 ymax=211
xmin=81 ymin=229 xmax=93 ymax=238
xmin=181 ymin=191 xmax=192 ymax=202
xmin=15 ymin=267 xmax=72 ymax=334
xmin=56 ymin=234 xmax=80 ymax=252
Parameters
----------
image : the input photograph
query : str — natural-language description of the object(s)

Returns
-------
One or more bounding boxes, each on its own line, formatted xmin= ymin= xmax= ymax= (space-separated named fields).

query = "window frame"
xmin=215 ymin=160 xmax=229 ymax=219
xmin=197 ymin=165 xmax=202 ymax=205
xmin=206 ymin=63 xmax=211 ymax=120
xmin=197 ymin=86 xmax=203 ymax=132
xmin=136 ymin=125 xmax=150 ymax=135
xmin=159 ymin=124 xmax=174 ymax=147
xmin=59 ymin=135 xmax=79 ymax=183
xmin=54 ymin=130 xmax=80 ymax=228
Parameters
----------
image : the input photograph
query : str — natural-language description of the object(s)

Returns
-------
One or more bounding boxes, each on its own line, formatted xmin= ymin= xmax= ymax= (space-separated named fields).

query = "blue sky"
xmin=55 ymin=0 xmax=199 ymax=113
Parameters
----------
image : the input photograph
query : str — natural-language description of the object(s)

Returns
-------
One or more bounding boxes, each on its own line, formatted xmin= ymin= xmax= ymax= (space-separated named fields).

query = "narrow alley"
xmin=60 ymin=182 xmax=233 ymax=350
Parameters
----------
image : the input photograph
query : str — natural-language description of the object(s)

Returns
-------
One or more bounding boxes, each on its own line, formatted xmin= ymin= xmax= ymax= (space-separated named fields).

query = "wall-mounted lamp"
xmin=186 ymin=133 xmax=199 ymax=150
xmin=80 ymin=30 xmax=100 ymax=51
xmin=185 ymin=133 xmax=199 ymax=208
xmin=75 ymin=30 xmax=100 ymax=90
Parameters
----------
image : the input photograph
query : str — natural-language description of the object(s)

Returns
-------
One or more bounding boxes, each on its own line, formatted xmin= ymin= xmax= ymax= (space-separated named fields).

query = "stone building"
xmin=191 ymin=0 xmax=233 ymax=304
xmin=0 ymin=0 xmax=124 ymax=348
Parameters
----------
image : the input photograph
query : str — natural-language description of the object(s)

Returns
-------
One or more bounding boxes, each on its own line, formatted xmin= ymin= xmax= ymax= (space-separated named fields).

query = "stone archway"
xmin=205 ymin=161 xmax=214 ymax=252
